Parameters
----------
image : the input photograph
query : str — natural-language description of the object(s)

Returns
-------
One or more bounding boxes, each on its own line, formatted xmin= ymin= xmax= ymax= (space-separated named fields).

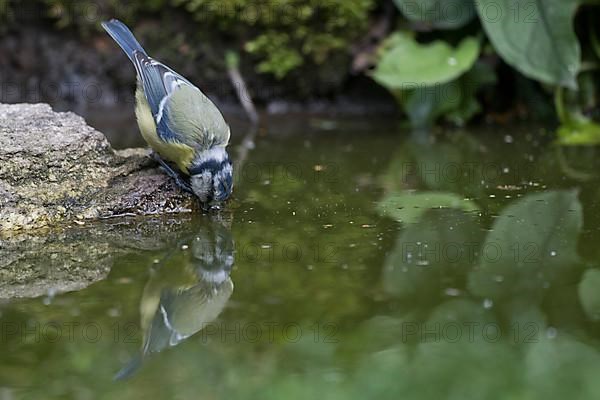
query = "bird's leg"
xmin=149 ymin=152 xmax=194 ymax=194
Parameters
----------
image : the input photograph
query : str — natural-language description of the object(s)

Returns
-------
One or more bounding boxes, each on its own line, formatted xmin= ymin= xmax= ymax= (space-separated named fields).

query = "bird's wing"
xmin=167 ymin=280 xmax=234 ymax=338
xmin=133 ymin=52 xmax=231 ymax=151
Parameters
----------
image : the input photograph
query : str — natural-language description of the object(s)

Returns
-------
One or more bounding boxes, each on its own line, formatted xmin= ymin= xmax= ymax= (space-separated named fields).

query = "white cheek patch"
xmin=221 ymin=162 xmax=233 ymax=175
xmin=213 ymin=162 xmax=233 ymax=199
xmin=198 ymin=268 xmax=230 ymax=284
xmin=216 ymin=162 xmax=233 ymax=184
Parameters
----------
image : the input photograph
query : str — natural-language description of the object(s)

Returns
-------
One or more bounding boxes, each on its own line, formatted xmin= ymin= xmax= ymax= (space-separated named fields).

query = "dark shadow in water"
xmin=114 ymin=218 xmax=235 ymax=380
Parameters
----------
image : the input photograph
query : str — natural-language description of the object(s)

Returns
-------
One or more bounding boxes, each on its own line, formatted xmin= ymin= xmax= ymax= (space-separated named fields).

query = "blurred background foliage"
xmin=0 ymin=0 xmax=599 ymax=141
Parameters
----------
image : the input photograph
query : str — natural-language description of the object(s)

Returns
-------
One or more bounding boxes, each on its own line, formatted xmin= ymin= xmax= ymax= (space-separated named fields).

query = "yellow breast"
xmin=135 ymin=87 xmax=195 ymax=175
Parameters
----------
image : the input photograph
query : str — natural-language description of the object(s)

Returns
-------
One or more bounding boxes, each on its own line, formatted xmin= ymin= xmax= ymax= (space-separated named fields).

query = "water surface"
xmin=2 ymin=120 xmax=600 ymax=399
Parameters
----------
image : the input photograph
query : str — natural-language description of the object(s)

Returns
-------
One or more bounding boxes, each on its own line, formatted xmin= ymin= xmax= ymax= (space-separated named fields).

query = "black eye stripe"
xmin=189 ymin=159 xmax=230 ymax=176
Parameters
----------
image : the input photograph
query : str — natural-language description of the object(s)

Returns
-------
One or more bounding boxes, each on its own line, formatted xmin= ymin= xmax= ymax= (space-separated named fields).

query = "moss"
xmin=1 ymin=0 xmax=375 ymax=92
xmin=174 ymin=0 xmax=375 ymax=78
xmin=245 ymin=31 xmax=303 ymax=79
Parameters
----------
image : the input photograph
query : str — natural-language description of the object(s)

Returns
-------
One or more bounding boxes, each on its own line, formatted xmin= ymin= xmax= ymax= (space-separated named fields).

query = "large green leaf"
xmin=578 ymin=269 xmax=600 ymax=321
xmin=404 ymin=80 xmax=463 ymax=127
xmin=525 ymin=335 xmax=600 ymax=399
xmin=475 ymin=0 xmax=581 ymax=89
xmin=404 ymin=61 xmax=497 ymax=127
xmin=378 ymin=134 xmax=494 ymax=201
xmin=372 ymin=33 xmax=480 ymax=89
xmin=393 ymin=0 xmax=477 ymax=29
xmin=377 ymin=191 xmax=479 ymax=224
xmin=411 ymin=300 xmax=519 ymax=398
xmin=382 ymin=208 xmax=481 ymax=299
xmin=555 ymin=79 xmax=600 ymax=145
xmin=468 ymin=190 xmax=582 ymax=300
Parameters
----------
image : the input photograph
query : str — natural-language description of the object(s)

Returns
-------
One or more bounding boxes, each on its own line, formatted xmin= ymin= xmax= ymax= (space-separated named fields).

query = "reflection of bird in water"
xmin=115 ymin=219 xmax=235 ymax=380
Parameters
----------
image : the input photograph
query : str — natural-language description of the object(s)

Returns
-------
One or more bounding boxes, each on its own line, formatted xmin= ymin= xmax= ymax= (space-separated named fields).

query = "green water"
xmin=3 ymin=120 xmax=600 ymax=399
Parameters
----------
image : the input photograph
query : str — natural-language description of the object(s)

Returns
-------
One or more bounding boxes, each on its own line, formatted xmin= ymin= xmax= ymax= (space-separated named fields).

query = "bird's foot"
xmin=149 ymin=152 xmax=194 ymax=194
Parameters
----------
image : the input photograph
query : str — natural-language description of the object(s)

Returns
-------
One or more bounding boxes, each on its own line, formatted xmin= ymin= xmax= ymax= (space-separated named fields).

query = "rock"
xmin=0 ymin=103 xmax=198 ymax=233
xmin=0 ymin=230 xmax=113 ymax=299
xmin=0 ymin=214 xmax=220 ymax=299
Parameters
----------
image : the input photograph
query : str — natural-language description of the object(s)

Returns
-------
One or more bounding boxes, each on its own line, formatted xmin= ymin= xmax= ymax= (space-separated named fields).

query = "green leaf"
xmin=393 ymin=0 xmax=477 ymax=29
xmin=468 ymin=190 xmax=582 ymax=301
xmin=578 ymin=269 xmax=600 ymax=321
xmin=475 ymin=0 xmax=581 ymax=89
xmin=404 ymin=61 xmax=497 ymax=127
xmin=381 ymin=208 xmax=481 ymax=299
xmin=372 ymin=33 xmax=480 ymax=89
xmin=557 ymin=120 xmax=600 ymax=145
xmin=379 ymin=135 xmax=491 ymax=200
xmin=555 ymin=80 xmax=600 ymax=145
xmin=354 ymin=347 xmax=410 ymax=399
xmin=403 ymin=80 xmax=462 ymax=127
xmin=413 ymin=301 xmax=519 ymax=398
xmin=525 ymin=335 xmax=600 ymax=399
xmin=445 ymin=61 xmax=497 ymax=125
xmin=377 ymin=191 xmax=479 ymax=224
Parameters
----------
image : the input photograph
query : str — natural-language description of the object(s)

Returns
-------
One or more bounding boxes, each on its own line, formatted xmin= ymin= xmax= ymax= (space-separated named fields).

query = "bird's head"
xmin=189 ymin=147 xmax=233 ymax=207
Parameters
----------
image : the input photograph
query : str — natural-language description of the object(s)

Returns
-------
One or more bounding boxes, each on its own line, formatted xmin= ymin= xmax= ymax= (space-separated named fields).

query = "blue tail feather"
xmin=113 ymin=352 xmax=143 ymax=381
xmin=101 ymin=19 xmax=147 ymax=63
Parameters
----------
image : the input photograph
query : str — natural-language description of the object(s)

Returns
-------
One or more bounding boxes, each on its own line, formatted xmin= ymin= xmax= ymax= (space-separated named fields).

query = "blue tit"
xmin=101 ymin=19 xmax=233 ymax=207
xmin=114 ymin=220 xmax=234 ymax=380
